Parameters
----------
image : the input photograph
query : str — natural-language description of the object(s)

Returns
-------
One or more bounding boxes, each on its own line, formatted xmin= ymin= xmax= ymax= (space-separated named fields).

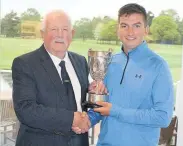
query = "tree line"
xmin=1 ymin=8 xmax=183 ymax=44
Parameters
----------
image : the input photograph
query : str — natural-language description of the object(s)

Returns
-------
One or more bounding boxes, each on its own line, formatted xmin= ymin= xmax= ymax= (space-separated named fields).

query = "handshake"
xmin=71 ymin=81 xmax=103 ymax=134
xmin=72 ymin=111 xmax=91 ymax=134
xmin=71 ymin=81 xmax=112 ymax=134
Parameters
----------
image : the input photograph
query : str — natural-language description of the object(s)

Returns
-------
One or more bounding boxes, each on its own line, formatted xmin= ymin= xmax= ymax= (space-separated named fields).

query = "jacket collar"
xmin=121 ymin=41 xmax=148 ymax=59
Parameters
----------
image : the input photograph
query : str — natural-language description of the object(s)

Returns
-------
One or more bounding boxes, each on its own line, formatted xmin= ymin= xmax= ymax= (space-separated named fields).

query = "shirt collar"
xmin=46 ymin=50 xmax=70 ymax=67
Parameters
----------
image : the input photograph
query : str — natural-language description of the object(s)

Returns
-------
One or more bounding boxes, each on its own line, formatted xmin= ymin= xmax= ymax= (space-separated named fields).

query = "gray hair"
xmin=40 ymin=10 xmax=73 ymax=31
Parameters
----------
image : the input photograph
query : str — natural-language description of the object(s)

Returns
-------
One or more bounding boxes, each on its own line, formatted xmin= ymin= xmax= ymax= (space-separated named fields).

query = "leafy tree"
xmin=21 ymin=8 xmax=41 ymax=21
xmin=100 ymin=20 xmax=118 ymax=44
xmin=160 ymin=9 xmax=180 ymax=22
xmin=159 ymin=9 xmax=182 ymax=44
xmin=150 ymin=15 xmax=180 ymax=44
xmin=91 ymin=17 xmax=103 ymax=31
xmin=147 ymin=11 xmax=154 ymax=27
xmin=73 ymin=18 xmax=93 ymax=41
xmin=103 ymin=16 xmax=113 ymax=23
xmin=1 ymin=11 xmax=20 ymax=37
xmin=177 ymin=19 xmax=183 ymax=44
xmin=94 ymin=23 xmax=103 ymax=41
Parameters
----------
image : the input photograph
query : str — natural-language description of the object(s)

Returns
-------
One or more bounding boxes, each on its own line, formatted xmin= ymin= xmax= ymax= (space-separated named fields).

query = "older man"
xmin=12 ymin=10 xmax=90 ymax=146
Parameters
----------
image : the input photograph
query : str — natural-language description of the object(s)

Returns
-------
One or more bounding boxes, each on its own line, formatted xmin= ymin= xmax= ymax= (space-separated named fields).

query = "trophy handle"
xmin=107 ymin=48 xmax=113 ymax=65
xmin=108 ymin=48 xmax=113 ymax=52
xmin=107 ymin=48 xmax=113 ymax=57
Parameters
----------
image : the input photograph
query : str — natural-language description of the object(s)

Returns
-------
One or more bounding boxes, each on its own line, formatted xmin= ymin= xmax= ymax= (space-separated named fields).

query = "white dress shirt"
xmin=47 ymin=51 xmax=82 ymax=112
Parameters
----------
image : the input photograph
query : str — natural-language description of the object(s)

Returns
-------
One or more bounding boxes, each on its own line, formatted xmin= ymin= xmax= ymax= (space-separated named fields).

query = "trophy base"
xmin=82 ymin=93 xmax=107 ymax=109
xmin=88 ymin=93 xmax=107 ymax=103
xmin=82 ymin=101 xmax=102 ymax=109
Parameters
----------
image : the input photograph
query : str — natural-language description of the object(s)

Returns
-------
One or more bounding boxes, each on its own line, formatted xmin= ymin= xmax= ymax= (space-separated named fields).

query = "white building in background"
xmin=0 ymin=73 xmax=11 ymax=91
xmin=176 ymin=46 xmax=183 ymax=146
xmin=0 ymin=70 xmax=12 ymax=100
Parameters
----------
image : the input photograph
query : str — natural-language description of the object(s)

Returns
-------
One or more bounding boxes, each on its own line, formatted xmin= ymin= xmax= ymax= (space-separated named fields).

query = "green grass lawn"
xmin=0 ymin=38 xmax=182 ymax=82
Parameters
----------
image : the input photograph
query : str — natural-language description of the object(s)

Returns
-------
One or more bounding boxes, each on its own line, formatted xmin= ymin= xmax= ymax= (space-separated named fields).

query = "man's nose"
xmin=57 ymin=29 xmax=64 ymax=37
xmin=127 ymin=27 xmax=134 ymax=35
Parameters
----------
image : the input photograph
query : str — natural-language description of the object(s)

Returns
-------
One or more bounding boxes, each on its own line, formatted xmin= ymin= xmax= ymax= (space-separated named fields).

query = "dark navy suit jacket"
xmin=12 ymin=44 xmax=89 ymax=146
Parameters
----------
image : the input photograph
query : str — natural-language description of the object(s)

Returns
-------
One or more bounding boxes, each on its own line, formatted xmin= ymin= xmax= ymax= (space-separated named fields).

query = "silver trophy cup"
xmin=83 ymin=48 xmax=112 ymax=108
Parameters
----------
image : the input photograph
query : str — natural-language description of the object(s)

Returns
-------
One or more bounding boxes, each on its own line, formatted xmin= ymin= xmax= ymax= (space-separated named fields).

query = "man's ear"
xmin=145 ymin=25 xmax=149 ymax=35
xmin=40 ymin=30 xmax=44 ymax=40
xmin=72 ymin=29 xmax=75 ymax=37
xmin=117 ymin=24 xmax=120 ymax=39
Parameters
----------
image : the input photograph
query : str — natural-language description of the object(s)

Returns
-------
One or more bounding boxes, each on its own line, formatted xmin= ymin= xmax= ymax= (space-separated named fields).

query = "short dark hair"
xmin=118 ymin=3 xmax=147 ymax=26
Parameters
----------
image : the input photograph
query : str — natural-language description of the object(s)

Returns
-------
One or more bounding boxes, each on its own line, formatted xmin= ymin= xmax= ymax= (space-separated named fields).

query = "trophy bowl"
xmin=82 ymin=48 xmax=112 ymax=109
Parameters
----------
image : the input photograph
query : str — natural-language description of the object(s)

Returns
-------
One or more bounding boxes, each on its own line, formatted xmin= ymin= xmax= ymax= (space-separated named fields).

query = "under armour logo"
xmin=135 ymin=74 xmax=142 ymax=79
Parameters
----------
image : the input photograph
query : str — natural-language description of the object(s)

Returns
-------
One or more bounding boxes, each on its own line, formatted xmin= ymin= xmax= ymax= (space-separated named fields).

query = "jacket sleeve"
xmin=88 ymin=109 xmax=102 ymax=127
xmin=12 ymin=57 xmax=74 ymax=134
xmin=109 ymin=62 xmax=174 ymax=128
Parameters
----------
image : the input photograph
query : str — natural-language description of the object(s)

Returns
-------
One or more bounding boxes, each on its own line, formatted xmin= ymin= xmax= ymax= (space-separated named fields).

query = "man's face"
xmin=41 ymin=15 xmax=74 ymax=55
xmin=118 ymin=13 xmax=148 ymax=51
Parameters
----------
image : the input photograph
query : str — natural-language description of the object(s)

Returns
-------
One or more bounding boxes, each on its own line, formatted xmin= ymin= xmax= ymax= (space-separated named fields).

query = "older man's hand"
xmin=72 ymin=112 xmax=91 ymax=134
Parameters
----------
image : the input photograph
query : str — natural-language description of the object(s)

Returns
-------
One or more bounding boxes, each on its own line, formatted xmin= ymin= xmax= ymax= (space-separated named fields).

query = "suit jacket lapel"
xmin=38 ymin=44 xmax=66 ymax=100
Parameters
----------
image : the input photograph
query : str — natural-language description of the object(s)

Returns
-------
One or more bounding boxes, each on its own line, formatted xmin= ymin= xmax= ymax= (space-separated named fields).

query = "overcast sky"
xmin=1 ymin=0 xmax=183 ymax=23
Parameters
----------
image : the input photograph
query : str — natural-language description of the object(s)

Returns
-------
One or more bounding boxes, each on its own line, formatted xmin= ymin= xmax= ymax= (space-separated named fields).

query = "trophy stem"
xmin=96 ymin=81 xmax=99 ymax=94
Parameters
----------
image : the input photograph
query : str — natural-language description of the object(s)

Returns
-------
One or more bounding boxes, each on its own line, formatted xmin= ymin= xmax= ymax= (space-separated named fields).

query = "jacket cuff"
xmin=88 ymin=109 xmax=98 ymax=127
